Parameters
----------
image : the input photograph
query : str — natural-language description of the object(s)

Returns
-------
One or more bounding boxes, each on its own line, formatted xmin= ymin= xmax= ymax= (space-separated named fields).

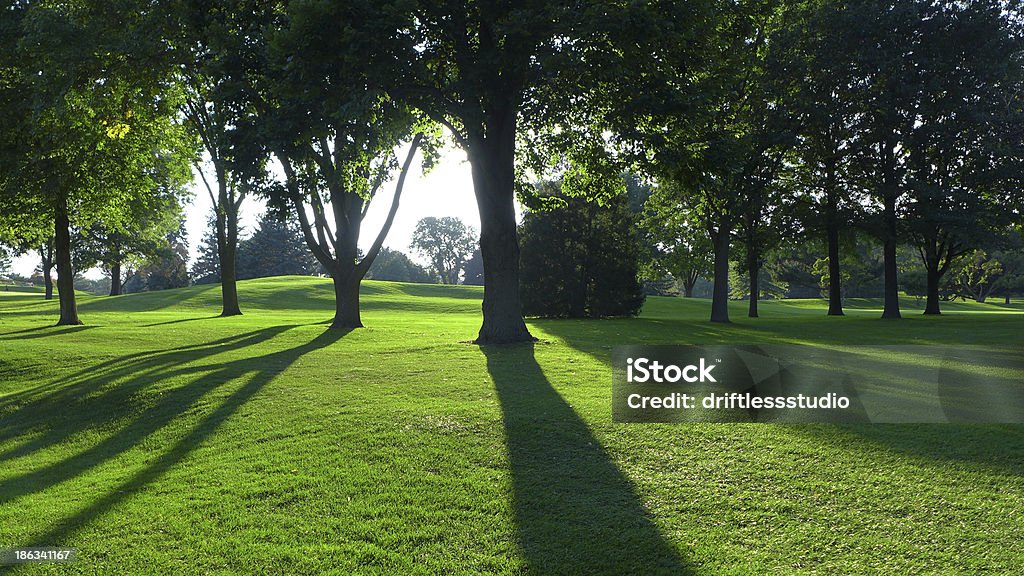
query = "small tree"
xmin=520 ymin=182 xmax=644 ymax=318
xmin=410 ymin=217 xmax=478 ymax=285
xmin=367 ymin=248 xmax=434 ymax=284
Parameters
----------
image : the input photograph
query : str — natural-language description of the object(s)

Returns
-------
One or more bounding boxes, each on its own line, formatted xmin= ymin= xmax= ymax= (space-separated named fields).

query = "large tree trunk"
xmin=54 ymin=196 xmax=81 ymax=326
xmin=710 ymin=218 xmax=731 ymax=323
xmin=924 ymin=264 xmax=941 ymax=315
xmin=826 ymin=219 xmax=844 ymax=316
xmin=216 ymin=188 xmax=242 ymax=316
xmin=41 ymin=244 xmax=54 ymax=300
xmin=109 ymin=260 xmax=122 ymax=296
xmin=467 ymin=109 xmax=534 ymax=344
xmin=331 ymin=272 xmax=362 ymax=329
xmin=747 ymin=248 xmax=759 ymax=319
xmin=880 ymin=143 xmax=901 ymax=320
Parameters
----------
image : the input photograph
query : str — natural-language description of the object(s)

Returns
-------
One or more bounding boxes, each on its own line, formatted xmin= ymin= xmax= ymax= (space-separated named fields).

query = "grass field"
xmin=1 ymin=277 xmax=1023 ymax=575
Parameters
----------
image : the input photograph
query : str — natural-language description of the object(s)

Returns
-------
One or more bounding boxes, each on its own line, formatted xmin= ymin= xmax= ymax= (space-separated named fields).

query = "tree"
xmin=640 ymin=185 xmax=712 ymax=298
xmin=367 ymin=248 xmax=434 ymax=284
xmin=410 ymin=217 xmax=477 ymax=285
xmin=76 ymin=177 xmax=187 ymax=296
xmin=236 ymin=212 xmax=318 ymax=280
xmin=214 ymin=0 xmax=432 ymax=329
xmin=770 ymin=0 xmax=863 ymax=316
xmin=0 ymin=246 xmax=11 ymax=279
xmin=171 ymin=1 xmax=251 ymax=317
xmin=623 ymin=1 xmax=785 ymax=323
xmin=124 ymin=224 xmax=191 ymax=293
xmin=520 ymin=181 xmax=644 ymax=318
xmin=0 ymin=0 xmax=193 ymax=325
xmin=900 ymin=1 xmax=1023 ymax=315
xmin=392 ymin=1 xmax=703 ymax=342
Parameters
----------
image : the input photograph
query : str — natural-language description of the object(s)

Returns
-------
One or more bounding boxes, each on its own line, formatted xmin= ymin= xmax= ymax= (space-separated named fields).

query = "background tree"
xmin=236 ymin=212 xmax=318 ymax=280
xmin=190 ymin=223 xmax=223 ymax=285
xmin=519 ymin=181 xmax=644 ymax=318
xmin=367 ymin=248 xmax=435 ymax=284
xmin=639 ymin=186 xmax=712 ymax=298
xmin=172 ymin=0 xmax=252 ymax=317
xmin=216 ymin=0 xmax=433 ymax=329
xmin=124 ymin=225 xmax=191 ymax=293
xmin=410 ymin=217 xmax=477 ymax=285
xmin=770 ymin=0 xmax=862 ymax=316
xmin=393 ymin=1 xmax=703 ymax=342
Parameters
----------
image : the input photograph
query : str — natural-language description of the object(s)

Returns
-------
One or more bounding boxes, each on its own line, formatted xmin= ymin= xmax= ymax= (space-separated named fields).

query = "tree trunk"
xmin=217 ymin=193 xmax=242 ymax=316
xmin=826 ymin=221 xmax=844 ymax=316
xmin=682 ymin=273 xmax=696 ymax=298
xmin=41 ymin=245 xmax=54 ymax=300
xmin=880 ymin=143 xmax=901 ymax=320
xmin=1005 ymin=295 xmax=1011 ymax=305
xmin=924 ymin=264 xmax=941 ymax=315
xmin=747 ymin=249 xmax=759 ymax=319
xmin=710 ymin=219 xmax=731 ymax=323
xmin=109 ymin=260 xmax=122 ymax=296
xmin=54 ymin=196 xmax=81 ymax=326
xmin=467 ymin=110 xmax=534 ymax=344
xmin=331 ymin=272 xmax=362 ymax=329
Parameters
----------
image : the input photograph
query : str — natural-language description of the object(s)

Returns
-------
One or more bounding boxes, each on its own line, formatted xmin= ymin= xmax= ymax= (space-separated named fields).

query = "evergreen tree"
xmin=236 ymin=213 xmax=318 ymax=280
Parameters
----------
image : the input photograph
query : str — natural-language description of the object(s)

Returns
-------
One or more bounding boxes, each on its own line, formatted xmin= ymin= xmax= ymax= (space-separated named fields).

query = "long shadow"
xmin=0 ymin=325 xmax=95 ymax=340
xmin=537 ymin=317 xmax=1024 ymax=474
xmin=0 ymin=326 xmax=348 ymax=536
xmin=482 ymin=343 xmax=691 ymax=575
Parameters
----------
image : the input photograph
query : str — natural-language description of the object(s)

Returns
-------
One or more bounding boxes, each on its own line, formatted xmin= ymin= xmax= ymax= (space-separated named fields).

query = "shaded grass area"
xmin=1 ymin=277 xmax=1023 ymax=574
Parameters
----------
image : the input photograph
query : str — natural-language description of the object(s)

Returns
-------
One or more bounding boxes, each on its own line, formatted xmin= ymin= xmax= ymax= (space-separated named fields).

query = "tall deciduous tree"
xmin=215 ymin=0 xmax=433 ymax=329
xmin=410 ymin=217 xmax=477 ymax=285
xmin=392 ymin=1 xmax=705 ymax=341
xmin=0 ymin=0 xmax=193 ymax=325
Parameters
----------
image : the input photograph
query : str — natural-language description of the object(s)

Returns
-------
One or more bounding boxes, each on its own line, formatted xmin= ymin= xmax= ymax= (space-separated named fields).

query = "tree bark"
xmin=710 ymin=218 xmax=731 ymax=323
xmin=747 ymin=248 xmax=759 ymax=319
xmin=825 ymin=219 xmax=844 ymax=316
xmin=216 ymin=180 xmax=242 ymax=316
xmin=880 ymin=142 xmax=901 ymax=319
xmin=467 ymin=108 xmax=534 ymax=344
xmin=54 ymin=195 xmax=81 ymax=326
xmin=109 ymin=260 xmax=122 ymax=296
xmin=41 ymin=244 xmax=54 ymax=300
xmin=924 ymin=264 xmax=941 ymax=315
xmin=331 ymin=272 xmax=362 ymax=329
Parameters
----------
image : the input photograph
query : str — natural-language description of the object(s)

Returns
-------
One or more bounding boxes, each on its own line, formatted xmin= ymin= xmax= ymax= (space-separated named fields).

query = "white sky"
xmin=11 ymin=143 xmax=518 ymax=278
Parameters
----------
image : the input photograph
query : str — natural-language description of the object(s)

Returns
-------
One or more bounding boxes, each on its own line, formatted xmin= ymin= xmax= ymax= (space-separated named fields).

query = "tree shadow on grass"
xmin=0 ymin=325 xmax=95 ymax=340
xmin=482 ymin=343 xmax=692 ymax=575
xmin=0 ymin=326 xmax=349 ymax=553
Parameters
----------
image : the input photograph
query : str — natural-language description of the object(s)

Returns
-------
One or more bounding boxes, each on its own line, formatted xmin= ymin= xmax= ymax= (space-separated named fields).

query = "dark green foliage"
xmin=520 ymin=183 xmax=644 ymax=318
xmin=236 ymin=213 xmax=318 ymax=281
xmin=367 ymin=248 xmax=434 ymax=284
xmin=410 ymin=217 xmax=477 ymax=285
xmin=125 ymin=226 xmax=191 ymax=293
xmin=191 ymin=226 xmax=222 ymax=285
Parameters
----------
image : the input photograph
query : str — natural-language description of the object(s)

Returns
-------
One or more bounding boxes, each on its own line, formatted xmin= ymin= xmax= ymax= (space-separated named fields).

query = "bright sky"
xmin=11 ymin=143 xmax=515 ymax=278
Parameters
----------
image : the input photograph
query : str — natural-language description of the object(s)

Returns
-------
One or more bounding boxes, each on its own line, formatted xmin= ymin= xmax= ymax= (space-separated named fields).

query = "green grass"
xmin=1 ymin=277 xmax=1023 ymax=575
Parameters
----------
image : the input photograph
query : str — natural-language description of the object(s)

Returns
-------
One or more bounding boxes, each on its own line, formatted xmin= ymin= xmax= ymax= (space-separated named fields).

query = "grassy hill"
xmin=1 ymin=277 xmax=1022 ymax=574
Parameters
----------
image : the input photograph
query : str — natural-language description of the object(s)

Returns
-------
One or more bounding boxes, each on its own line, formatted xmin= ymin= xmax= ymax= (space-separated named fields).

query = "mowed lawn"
xmin=1 ymin=277 xmax=1023 ymax=575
